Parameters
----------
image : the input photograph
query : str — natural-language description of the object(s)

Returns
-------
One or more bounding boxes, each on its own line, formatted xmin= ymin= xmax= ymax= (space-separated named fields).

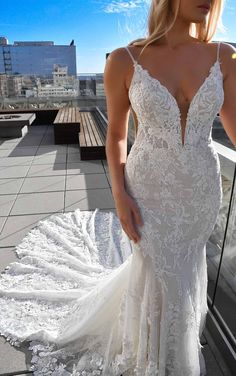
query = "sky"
xmin=0 ymin=0 xmax=235 ymax=74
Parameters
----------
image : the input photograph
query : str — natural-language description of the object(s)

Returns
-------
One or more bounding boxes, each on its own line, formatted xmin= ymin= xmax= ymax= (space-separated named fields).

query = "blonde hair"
xmin=127 ymin=0 xmax=226 ymax=135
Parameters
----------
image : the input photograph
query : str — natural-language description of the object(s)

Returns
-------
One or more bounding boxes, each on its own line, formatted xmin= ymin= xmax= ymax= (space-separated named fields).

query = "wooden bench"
xmin=91 ymin=106 xmax=135 ymax=155
xmin=78 ymin=106 xmax=135 ymax=160
xmin=79 ymin=109 xmax=107 ymax=160
xmin=54 ymin=107 xmax=81 ymax=144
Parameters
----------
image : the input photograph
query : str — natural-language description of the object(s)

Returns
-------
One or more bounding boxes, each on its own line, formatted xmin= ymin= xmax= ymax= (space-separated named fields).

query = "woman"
xmin=104 ymin=0 xmax=236 ymax=374
xmin=0 ymin=0 xmax=235 ymax=375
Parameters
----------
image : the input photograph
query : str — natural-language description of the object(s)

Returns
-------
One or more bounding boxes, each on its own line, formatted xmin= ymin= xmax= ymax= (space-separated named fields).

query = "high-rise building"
xmin=0 ymin=38 xmax=77 ymax=77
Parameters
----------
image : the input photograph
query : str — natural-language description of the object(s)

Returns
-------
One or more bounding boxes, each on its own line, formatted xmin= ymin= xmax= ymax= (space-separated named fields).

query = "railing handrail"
xmin=213 ymin=140 xmax=236 ymax=163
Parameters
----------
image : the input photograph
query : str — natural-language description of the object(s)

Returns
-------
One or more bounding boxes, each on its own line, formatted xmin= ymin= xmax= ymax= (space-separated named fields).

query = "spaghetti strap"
xmin=217 ymin=41 xmax=221 ymax=62
xmin=124 ymin=46 xmax=137 ymax=65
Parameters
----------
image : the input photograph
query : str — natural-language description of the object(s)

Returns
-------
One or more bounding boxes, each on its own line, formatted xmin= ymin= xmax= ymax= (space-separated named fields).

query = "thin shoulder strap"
xmin=124 ymin=46 xmax=137 ymax=65
xmin=217 ymin=41 xmax=221 ymax=62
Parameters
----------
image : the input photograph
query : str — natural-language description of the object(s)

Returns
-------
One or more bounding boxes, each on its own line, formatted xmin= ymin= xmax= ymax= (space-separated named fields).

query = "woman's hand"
xmin=114 ymin=190 xmax=143 ymax=243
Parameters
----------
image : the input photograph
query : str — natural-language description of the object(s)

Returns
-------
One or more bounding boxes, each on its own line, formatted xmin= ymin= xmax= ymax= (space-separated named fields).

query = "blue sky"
xmin=0 ymin=0 xmax=235 ymax=73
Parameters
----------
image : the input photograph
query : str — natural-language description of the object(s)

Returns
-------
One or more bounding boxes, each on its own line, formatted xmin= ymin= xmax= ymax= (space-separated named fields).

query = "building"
xmin=53 ymin=64 xmax=75 ymax=87
xmin=95 ymin=73 xmax=105 ymax=96
xmin=0 ymin=38 xmax=77 ymax=77
xmin=0 ymin=74 xmax=23 ymax=97
xmin=34 ymin=64 xmax=78 ymax=97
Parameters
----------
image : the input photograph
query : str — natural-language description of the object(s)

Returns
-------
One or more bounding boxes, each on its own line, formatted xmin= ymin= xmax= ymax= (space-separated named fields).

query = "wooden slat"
xmin=79 ymin=111 xmax=104 ymax=148
xmin=91 ymin=111 xmax=107 ymax=141
xmin=79 ymin=113 xmax=86 ymax=145
xmin=54 ymin=107 xmax=81 ymax=124
xmin=62 ymin=108 xmax=66 ymax=123
xmin=69 ymin=107 xmax=72 ymax=122
xmin=88 ymin=113 xmax=102 ymax=146
xmin=83 ymin=113 xmax=91 ymax=146
xmin=78 ymin=109 xmax=107 ymax=160
xmin=59 ymin=109 xmax=65 ymax=123
xmin=72 ymin=107 xmax=75 ymax=123
xmin=88 ymin=112 xmax=104 ymax=146
xmin=54 ymin=109 xmax=62 ymax=123
xmin=85 ymin=113 xmax=95 ymax=146
xmin=75 ymin=107 xmax=81 ymax=122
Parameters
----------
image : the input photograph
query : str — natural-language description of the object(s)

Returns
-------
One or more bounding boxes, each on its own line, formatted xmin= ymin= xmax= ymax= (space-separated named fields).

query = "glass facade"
xmin=0 ymin=45 xmax=77 ymax=76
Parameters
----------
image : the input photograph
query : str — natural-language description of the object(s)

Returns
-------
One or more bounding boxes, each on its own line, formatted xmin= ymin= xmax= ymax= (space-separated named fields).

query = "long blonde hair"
xmin=128 ymin=0 xmax=226 ymax=135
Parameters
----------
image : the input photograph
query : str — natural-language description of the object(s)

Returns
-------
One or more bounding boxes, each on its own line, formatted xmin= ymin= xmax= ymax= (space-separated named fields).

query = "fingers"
xmin=120 ymin=207 xmax=143 ymax=243
xmin=132 ymin=205 xmax=143 ymax=227
xmin=122 ymin=222 xmax=139 ymax=243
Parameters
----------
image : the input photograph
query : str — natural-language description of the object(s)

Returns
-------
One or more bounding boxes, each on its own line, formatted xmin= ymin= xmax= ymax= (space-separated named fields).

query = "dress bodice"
xmin=125 ymin=42 xmax=224 ymax=150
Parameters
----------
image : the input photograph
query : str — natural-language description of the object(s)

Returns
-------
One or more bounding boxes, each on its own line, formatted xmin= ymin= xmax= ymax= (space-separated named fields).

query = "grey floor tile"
xmin=0 ymin=156 xmax=34 ymax=166
xmin=40 ymin=140 xmax=56 ymax=146
xmin=27 ymin=163 xmax=66 ymax=177
xmin=106 ymin=173 xmax=111 ymax=186
xmin=102 ymin=160 xmax=108 ymax=170
xmin=0 ymin=165 xmax=30 ymax=179
xmin=10 ymin=191 xmax=64 ymax=215
xmin=20 ymin=176 xmax=65 ymax=193
xmin=203 ymin=327 xmax=233 ymax=376
xmin=0 ymin=138 xmax=21 ymax=146
xmin=45 ymin=129 xmax=54 ymax=135
xmin=0 ymin=336 xmax=32 ymax=375
xmin=40 ymin=136 xmax=56 ymax=145
xmin=66 ymin=174 xmax=109 ymax=190
xmin=67 ymin=161 xmax=105 ymax=175
xmin=0 ymin=194 xmax=17 ymax=217
xmin=202 ymin=344 xmax=224 ymax=376
xmin=0 ymin=149 xmax=13 ymax=157
xmin=15 ymin=137 xmax=43 ymax=147
xmin=0 ymin=143 xmax=18 ymax=151
xmin=0 ymin=247 xmax=19 ymax=273
xmin=0 ymin=217 xmax=6 ymax=233
xmin=65 ymin=188 xmax=115 ymax=212
xmin=67 ymin=153 xmax=82 ymax=163
xmin=0 ymin=213 xmax=53 ymax=247
xmin=28 ymin=125 xmax=48 ymax=133
xmin=36 ymin=145 xmax=67 ymax=155
xmin=9 ymin=146 xmax=39 ymax=157
xmin=32 ymin=153 xmax=66 ymax=165
xmin=0 ymin=178 xmax=24 ymax=195
xmin=67 ymin=144 xmax=80 ymax=154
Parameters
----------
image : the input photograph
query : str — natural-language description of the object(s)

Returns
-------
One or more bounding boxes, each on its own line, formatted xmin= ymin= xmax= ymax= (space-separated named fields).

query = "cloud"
xmin=98 ymin=0 xmax=149 ymax=14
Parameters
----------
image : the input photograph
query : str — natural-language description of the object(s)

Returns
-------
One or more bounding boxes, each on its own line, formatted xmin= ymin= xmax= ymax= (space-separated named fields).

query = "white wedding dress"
xmin=0 ymin=42 xmax=224 ymax=376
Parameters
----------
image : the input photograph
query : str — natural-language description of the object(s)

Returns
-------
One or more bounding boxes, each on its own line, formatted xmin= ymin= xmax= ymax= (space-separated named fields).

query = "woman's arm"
xmin=103 ymin=47 xmax=130 ymax=198
xmin=103 ymin=47 xmax=143 ymax=243
xmin=219 ymin=43 xmax=236 ymax=148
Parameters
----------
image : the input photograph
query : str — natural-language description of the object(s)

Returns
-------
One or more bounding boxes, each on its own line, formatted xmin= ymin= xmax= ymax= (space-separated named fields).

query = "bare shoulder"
xmin=217 ymin=41 xmax=236 ymax=54
xmin=104 ymin=46 xmax=136 ymax=90
xmin=206 ymin=42 xmax=236 ymax=80
xmin=208 ymin=41 xmax=236 ymax=58
xmin=216 ymin=42 xmax=236 ymax=80
xmin=105 ymin=46 xmax=135 ymax=69
xmin=218 ymin=42 xmax=236 ymax=63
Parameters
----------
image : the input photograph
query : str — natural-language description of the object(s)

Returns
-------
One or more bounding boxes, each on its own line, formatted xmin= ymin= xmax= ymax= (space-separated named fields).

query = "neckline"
xmin=129 ymin=60 xmax=222 ymax=147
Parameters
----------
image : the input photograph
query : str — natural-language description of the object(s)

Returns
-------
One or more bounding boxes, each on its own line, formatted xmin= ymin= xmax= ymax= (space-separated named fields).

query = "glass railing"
xmin=0 ymin=74 xmax=106 ymax=105
xmin=207 ymin=140 xmax=236 ymax=353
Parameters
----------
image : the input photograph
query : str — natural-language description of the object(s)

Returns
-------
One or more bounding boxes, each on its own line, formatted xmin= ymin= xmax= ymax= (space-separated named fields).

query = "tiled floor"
xmin=0 ymin=124 xmax=232 ymax=375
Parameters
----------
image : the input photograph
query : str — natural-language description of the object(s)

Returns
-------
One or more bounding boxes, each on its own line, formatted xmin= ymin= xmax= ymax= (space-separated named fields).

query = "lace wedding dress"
xmin=0 ymin=42 xmax=224 ymax=376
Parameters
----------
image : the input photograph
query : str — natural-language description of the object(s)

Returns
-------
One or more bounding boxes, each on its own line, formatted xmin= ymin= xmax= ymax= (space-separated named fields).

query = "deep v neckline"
xmin=130 ymin=60 xmax=221 ymax=148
